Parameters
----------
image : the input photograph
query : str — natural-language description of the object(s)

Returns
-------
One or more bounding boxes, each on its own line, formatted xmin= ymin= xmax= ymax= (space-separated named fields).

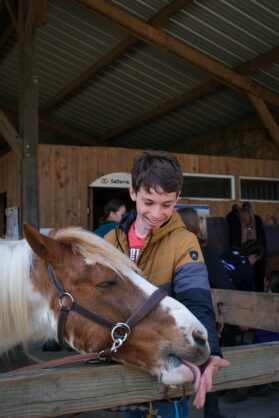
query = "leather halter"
xmin=47 ymin=263 xmax=167 ymax=360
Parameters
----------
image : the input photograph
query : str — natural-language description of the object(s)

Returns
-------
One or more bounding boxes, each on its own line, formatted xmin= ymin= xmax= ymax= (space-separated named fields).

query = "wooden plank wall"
xmin=0 ymin=151 xmax=21 ymax=208
xmin=1 ymin=146 xmax=278 ymax=229
xmin=38 ymin=145 xmax=279 ymax=228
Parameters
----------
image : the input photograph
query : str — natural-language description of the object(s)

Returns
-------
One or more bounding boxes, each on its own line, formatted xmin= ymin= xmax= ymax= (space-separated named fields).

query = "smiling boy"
xmin=105 ymin=150 xmax=228 ymax=418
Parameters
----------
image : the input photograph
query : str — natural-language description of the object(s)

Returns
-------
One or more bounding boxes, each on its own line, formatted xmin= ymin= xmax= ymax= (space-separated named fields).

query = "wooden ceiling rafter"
xmin=0 ymin=108 xmax=22 ymax=156
xmin=249 ymin=94 xmax=279 ymax=149
xmin=97 ymin=45 xmax=279 ymax=143
xmin=0 ymin=98 xmax=98 ymax=146
xmin=0 ymin=0 xmax=47 ymax=50
xmin=73 ymin=0 xmax=279 ymax=109
xmin=4 ymin=0 xmax=18 ymax=34
xmin=0 ymin=21 xmax=14 ymax=48
xmin=25 ymin=0 xmax=39 ymax=38
xmin=39 ymin=0 xmax=194 ymax=114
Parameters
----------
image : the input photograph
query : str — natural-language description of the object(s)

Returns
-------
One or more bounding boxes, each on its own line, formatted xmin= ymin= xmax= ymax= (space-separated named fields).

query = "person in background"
xmin=226 ymin=203 xmax=241 ymax=247
xmin=177 ymin=207 xmax=230 ymax=418
xmin=221 ymin=239 xmax=264 ymax=292
xmin=226 ymin=202 xmax=266 ymax=291
xmin=220 ymin=239 xmax=264 ymax=403
xmin=220 ymin=239 xmax=263 ymax=350
xmin=178 ymin=207 xmax=234 ymax=291
xmin=105 ymin=151 xmax=229 ymax=418
xmin=94 ymin=199 xmax=126 ymax=237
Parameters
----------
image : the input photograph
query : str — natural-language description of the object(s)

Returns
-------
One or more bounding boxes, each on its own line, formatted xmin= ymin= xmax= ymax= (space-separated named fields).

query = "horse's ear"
xmin=23 ymin=223 xmax=67 ymax=264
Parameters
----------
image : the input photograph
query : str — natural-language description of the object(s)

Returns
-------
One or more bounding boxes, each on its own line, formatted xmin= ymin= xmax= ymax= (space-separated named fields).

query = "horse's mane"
xmin=53 ymin=227 xmax=140 ymax=277
xmin=0 ymin=228 xmax=140 ymax=353
xmin=0 ymin=239 xmax=34 ymax=350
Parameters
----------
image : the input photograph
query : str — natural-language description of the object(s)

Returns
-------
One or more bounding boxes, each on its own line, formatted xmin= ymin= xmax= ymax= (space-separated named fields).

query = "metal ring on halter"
xmin=59 ymin=292 xmax=74 ymax=310
xmin=111 ymin=322 xmax=131 ymax=342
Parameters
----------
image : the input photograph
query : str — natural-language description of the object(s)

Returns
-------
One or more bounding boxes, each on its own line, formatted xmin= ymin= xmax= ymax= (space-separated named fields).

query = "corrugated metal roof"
xmin=0 ymin=0 xmax=279 ymax=152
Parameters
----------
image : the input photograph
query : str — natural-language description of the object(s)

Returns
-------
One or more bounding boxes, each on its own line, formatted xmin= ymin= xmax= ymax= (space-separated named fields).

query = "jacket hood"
xmin=118 ymin=209 xmax=186 ymax=243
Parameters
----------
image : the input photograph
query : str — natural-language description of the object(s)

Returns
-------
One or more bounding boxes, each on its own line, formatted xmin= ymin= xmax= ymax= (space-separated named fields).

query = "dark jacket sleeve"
xmin=173 ymin=263 xmax=222 ymax=357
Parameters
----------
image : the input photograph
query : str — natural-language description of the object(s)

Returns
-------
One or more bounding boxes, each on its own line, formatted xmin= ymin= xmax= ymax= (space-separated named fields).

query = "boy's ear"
xmin=129 ymin=186 xmax=137 ymax=202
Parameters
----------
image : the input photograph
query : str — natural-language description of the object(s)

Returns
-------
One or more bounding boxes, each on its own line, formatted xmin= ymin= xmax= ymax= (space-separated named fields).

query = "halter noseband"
xmin=47 ymin=263 xmax=167 ymax=360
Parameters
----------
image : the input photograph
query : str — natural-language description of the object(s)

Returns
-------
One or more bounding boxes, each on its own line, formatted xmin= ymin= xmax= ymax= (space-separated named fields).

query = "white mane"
xmin=0 ymin=239 xmax=34 ymax=352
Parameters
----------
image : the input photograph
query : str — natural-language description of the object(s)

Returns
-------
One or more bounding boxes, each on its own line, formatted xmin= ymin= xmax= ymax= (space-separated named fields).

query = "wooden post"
xmin=18 ymin=0 xmax=39 ymax=229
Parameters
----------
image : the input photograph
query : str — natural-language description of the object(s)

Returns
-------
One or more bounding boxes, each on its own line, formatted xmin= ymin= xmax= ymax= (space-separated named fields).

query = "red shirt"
xmin=128 ymin=221 xmax=145 ymax=262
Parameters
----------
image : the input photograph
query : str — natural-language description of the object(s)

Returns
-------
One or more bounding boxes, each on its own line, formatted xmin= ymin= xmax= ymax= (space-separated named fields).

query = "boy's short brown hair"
xmin=131 ymin=150 xmax=183 ymax=193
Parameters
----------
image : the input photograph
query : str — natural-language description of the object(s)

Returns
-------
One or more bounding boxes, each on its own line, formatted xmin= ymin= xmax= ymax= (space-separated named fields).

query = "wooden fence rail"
xmin=0 ymin=342 xmax=278 ymax=418
xmin=211 ymin=289 xmax=279 ymax=332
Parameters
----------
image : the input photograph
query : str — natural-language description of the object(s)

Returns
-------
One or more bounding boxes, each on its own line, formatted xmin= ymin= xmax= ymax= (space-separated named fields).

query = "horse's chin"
xmin=160 ymin=355 xmax=201 ymax=392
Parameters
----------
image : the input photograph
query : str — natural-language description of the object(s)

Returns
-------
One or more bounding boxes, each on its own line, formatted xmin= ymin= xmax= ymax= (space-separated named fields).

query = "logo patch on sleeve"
xmin=189 ymin=250 xmax=199 ymax=260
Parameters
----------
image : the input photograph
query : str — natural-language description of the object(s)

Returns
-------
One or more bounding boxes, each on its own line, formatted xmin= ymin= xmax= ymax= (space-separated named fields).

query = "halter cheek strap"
xmin=46 ymin=263 xmax=167 ymax=359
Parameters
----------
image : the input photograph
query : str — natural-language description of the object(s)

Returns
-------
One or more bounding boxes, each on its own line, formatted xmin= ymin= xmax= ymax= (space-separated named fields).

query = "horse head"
xmin=23 ymin=224 xmax=210 ymax=388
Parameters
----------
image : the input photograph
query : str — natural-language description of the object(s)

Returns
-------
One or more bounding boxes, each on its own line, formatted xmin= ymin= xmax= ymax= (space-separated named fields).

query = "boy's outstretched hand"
xmin=193 ymin=355 xmax=230 ymax=409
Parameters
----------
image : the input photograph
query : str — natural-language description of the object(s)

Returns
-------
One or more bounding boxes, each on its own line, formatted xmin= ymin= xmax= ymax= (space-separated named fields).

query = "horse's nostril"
xmin=193 ymin=330 xmax=207 ymax=347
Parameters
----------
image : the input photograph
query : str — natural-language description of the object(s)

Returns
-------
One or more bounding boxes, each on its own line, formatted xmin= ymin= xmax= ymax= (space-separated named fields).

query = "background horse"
xmin=0 ymin=224 xmax=209 ymax=387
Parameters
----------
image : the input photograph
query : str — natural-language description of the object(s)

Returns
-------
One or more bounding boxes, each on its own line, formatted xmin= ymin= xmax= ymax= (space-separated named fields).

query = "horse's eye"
xmin=96 ymin=280 xmax=117 ymax=289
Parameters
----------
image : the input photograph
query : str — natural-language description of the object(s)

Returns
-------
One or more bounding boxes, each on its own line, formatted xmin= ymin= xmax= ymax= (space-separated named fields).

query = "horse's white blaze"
xmin=126 ymin=269 xmax=208 ymax=340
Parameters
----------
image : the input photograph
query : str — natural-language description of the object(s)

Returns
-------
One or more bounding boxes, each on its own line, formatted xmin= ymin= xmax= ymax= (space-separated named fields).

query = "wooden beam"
xmin=0 ymin=109 xmax=22 ymax=156
xmin=25 ymin=0 xmax=39 ymax=38
xmin=249 ymin=94 xmax=279 ymax=150
xmin=40 ymin=0 xmax=194 ymax=114
xmin=98 ymin=79 xmax=220 ymax=142
xmin=74 ymin=0 xmax=279 ymax=109
xmin=18 ymin=0 xmax=39 ymax=229
xmin=0 ymin=22 xmax=14 ymax=49
xmin=39 ymin=117 xmax=99 ymax=145
xmin=4 ymin=0 xmax=18 ymax=33
xmin=238 ymin=45 xmax=279 ymax=76
xmin=35 ymin=0 xmax=47 ymax=27
xmin=211 ymin=289 xmax=279 ymax=332
xmin=0 ymin=343 xmax=278 ymax=417
xmin=24 ymin=0 xmax=47 ymax=36
xmin=0 ymin=99 xmax=98 ymax=146
xmin=98 ymin=46 xmax=279 ymax=143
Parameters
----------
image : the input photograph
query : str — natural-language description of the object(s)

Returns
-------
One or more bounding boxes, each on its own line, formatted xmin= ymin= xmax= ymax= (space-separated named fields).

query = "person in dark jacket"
xmin=220 ymin=239 xmax=264 ymax=402
xmin=226 ymin=202 xmax=266 ymax=291
xmin=94 ymin=199 xmax=126 ymax=237
xmin=106 ymin=151 xmax=229 ymax=418
xmin=221 ymin=239 xmax=264 ymax=291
